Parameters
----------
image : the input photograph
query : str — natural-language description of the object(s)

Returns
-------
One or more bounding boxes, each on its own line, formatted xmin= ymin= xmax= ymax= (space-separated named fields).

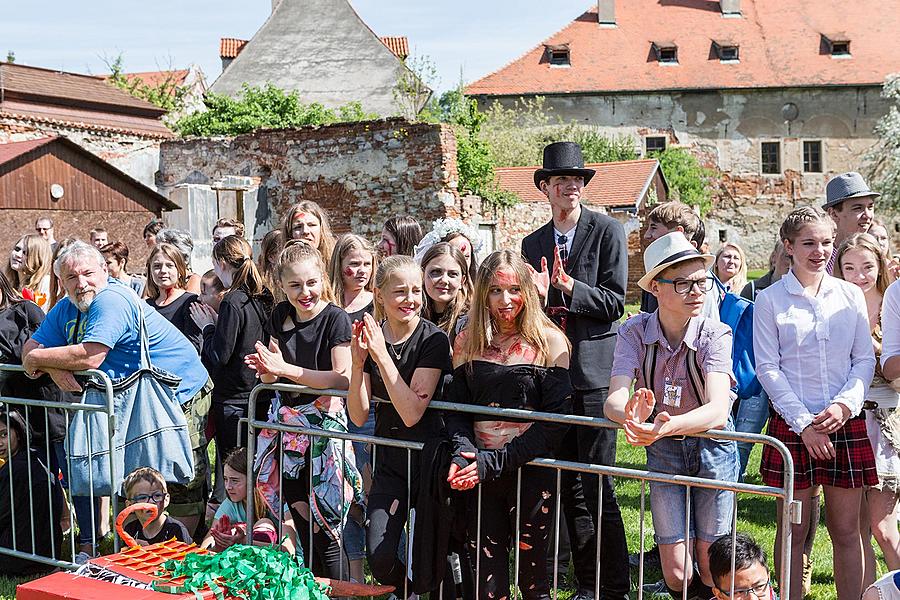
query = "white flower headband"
xmin=413 ymin=218 xmax=484 ymax=264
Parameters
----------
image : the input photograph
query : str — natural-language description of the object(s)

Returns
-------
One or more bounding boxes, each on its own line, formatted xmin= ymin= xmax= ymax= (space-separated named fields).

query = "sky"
xmin=1 ymin=0 xmax=592 ymax=93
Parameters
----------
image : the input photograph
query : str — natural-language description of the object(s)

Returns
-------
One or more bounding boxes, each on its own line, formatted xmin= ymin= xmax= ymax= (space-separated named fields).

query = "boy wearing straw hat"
xmin=605 ymin=232 xmax=739 ymax=600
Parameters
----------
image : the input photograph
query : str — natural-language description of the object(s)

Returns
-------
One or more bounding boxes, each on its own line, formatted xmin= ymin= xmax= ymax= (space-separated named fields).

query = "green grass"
xmin=747 ymin=269 xmax=767 ymax=281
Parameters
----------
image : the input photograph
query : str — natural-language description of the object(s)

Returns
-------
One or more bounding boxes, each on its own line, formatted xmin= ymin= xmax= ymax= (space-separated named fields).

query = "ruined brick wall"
xmin=157 ymin=118 xmax=459 ymax=270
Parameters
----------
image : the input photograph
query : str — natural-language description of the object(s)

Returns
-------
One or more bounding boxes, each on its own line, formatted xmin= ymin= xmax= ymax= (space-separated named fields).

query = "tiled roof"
xmin=495 ymin=159 xmax=663 ymax=208
xmin=467 ymin=0 xmax=900 ymax=96
xmin=220 ymin=38 xmax=249 ymax=59
xmin=219 ymin=35 xmax=409 ymax=61
xmin=379 ymin=37 xmax=409 ymax=60
xmin=0 ymin=137 xmax=56 ymax=165
xmin=0 ymin=62 xmax=164 ymax=114
xmin=0 ymin=62 xmax=171 ymax=138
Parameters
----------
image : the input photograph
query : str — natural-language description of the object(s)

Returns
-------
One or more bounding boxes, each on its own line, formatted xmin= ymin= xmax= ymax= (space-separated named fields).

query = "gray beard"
xmin=72 ymin=294 xmax=93 ymax=313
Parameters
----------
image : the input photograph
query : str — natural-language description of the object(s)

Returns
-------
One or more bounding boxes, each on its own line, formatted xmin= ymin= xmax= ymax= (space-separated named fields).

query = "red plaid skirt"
xmin=760 ymin=411 xmax=877 ymax=490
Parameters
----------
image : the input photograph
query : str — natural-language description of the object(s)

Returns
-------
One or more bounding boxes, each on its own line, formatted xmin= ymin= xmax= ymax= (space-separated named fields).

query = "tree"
xmin=5 ymin=51 xmax=14 ymax=64
xmin=393 ymin=55 xmax=436 ymax=120
xmin=104 ymin=54 xmax=188 ymax=113
xmin=868 ymin=73 xmax=900 ymax=209
xmin=653 ymin=147 xmax=715 ymax=215
xmin=174 ymin=84 xmax=378 ymax=137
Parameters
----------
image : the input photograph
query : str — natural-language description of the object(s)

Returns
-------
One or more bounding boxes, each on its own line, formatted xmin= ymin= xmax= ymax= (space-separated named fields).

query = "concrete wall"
xmin=477 ymin=86 xmax=896 ymax=265
xmin=157 ymin=118 xmax=459 ymax=271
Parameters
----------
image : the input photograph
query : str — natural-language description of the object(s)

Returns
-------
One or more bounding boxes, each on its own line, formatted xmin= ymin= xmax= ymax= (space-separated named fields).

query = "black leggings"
xmin=282 ymin=470 xmax=349 ymax=580
xmin=468 ymin=465 xmax=556 ymax=600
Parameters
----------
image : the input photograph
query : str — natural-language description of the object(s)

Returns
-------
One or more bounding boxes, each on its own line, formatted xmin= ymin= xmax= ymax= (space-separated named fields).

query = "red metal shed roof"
xmin=496 ymin=159 xmax=663 ymax=208
xmin=467 ymin=0 xmax=900 ymax=96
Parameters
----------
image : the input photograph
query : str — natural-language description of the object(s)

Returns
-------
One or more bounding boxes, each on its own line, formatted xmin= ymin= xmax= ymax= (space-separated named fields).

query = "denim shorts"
xmin=645 ymin=423 xmax=739 ymax=545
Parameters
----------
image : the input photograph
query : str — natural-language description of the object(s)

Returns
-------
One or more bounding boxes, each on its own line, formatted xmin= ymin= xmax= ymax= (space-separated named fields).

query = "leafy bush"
xmin=868 ymin=73 xmax=900 ymax=209
xmin=174 ymin=84 xmax=378 ymax=137
xmin=653 ymin=147 xmax=715 ymax=215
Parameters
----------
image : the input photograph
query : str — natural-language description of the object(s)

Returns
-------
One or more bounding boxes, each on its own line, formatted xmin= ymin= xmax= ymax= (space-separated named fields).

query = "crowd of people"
xmin=0 ymin=140 xmax=897 ymax=600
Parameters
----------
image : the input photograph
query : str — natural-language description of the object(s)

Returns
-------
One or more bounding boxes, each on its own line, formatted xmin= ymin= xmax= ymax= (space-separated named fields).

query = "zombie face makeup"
xmin=341 ymin=249 xmax=373 ymax=292
xmin=447 ymin=235 xmax=473 ymax=266
xmin=488 ymin=268 xmax=524 ymax=327
xmin=377 ymin=229 xmax=397 ymax=258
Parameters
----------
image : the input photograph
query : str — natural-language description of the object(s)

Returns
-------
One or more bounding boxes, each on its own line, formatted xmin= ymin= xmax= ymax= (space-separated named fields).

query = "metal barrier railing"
xmin=0 ymin=364 xmax=118 ymax=571
xmin=246 ymin=382 xmax=799 ymax=600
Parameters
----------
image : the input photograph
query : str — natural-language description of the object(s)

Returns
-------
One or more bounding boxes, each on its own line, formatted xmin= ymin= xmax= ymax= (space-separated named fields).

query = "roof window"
xmin=713 ymin=41 xmax=740 ymax=62
xmin=822 ymin=34 xmax=851 ymax=57
xmin=653 ymin=42 xmax=678 ymax=64
xmin=545 ymin=44 xmax=571 ymax=67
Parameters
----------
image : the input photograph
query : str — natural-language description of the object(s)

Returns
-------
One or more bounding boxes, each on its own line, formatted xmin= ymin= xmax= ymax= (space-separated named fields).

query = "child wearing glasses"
xmin=605 ymin=232 xmax=739 ymax=600
xmin=122 ymin=467 xmax=191 ymax=545
xmin=708 ymin=533 xmax=774 ymax=600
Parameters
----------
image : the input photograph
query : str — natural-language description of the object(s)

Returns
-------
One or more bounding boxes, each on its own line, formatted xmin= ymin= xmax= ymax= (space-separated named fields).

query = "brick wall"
xmin=157 ymin=118 xmax=459 ymax=258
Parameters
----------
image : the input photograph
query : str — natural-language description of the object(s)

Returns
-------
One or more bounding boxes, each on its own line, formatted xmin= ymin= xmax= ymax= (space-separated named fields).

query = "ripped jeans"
xmin=467 ymin=464 xmax=555 ymax=600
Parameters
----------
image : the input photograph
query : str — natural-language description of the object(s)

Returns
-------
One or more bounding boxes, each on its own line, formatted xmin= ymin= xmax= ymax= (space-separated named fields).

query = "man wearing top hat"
xmin=824 ymin=171 xmax=879 ymax=274
xmin=522 ymin=141 xmax=630 ymax=600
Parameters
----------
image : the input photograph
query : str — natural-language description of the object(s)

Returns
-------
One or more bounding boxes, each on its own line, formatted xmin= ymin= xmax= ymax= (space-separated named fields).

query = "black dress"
xmin=147 ymin=293 xmax=202 ymax=353
xmin=444 ymin=361 xmax=573 ymax=600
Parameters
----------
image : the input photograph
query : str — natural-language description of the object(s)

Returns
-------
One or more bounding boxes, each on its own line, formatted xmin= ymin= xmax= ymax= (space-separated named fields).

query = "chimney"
xmin=720 ymin=0 xmax=741 ymax=16
xmin=597 ymin=0 xmax=616 ymax=26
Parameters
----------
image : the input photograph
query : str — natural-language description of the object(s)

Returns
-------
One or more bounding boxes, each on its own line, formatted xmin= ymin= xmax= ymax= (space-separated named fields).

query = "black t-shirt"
xmin=267 ymin=302 xmax=352 ymax=406
xmin=364 ymin=318 xmax=451 ymax=483
xmin=201 ymin=288 xmax=273 ymax=405
xmin=346 ymin=300 xmax=374 ymax=325
xmin=147 ymin=293 xmax=202 ymax=353
xmin=123 ymin=516 xmax=191 ymax=545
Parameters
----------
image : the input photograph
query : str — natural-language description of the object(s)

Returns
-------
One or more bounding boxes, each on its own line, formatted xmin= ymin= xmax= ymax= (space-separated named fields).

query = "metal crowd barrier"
xmin=246 ymin=382 xmax=799 ymax=600
xmin=0 ymin=364 xmax=118 ymax=571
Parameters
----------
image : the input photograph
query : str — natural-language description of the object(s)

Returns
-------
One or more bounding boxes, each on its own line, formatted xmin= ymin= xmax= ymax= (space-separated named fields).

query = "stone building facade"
xmin=157 ymin=118 xmax=459 ymax=273
xmin=465 ymin=0 xmax=900 ymax=265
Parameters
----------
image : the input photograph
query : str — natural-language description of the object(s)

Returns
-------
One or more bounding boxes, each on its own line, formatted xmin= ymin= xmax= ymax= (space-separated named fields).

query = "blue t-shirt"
xmin=32 ymin=278 xmax=207 ymax=404
xmin=213 ymin=498 xmax=247 ymax=524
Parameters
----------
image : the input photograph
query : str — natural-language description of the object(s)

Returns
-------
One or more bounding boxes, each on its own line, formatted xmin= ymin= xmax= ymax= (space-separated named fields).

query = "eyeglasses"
xmin=655 ymin=276 xmax=714 ymax=295
xmin=723 ymin=580 xmax=771 ymax=600
xmin=129 ymin=492 xmax=167 ymax=504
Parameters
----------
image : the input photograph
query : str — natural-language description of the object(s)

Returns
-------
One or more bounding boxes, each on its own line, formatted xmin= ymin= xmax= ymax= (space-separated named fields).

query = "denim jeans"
xmin=733 ymin=391 xmax=770 ymax=481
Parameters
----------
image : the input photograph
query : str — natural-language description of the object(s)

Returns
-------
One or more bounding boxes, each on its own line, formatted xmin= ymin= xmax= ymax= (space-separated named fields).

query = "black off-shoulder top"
xmin=443 ymin=360 xmax=574 ymax=482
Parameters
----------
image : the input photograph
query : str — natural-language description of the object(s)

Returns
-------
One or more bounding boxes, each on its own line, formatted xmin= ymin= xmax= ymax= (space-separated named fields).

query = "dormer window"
xmin=713 ymin=41 xmax=740 ymax=62
xmin=822 ymin=34 xmax=851 ymax=57
xmin=545 ymin=44 xmax=571 ymax=67
xmin=653 ymin=42 xmax=678 ymax=64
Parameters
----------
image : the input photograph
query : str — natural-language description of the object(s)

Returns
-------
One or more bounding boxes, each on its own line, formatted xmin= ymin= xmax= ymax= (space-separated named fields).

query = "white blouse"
xmin=753 ymin=270 xmax=874 ymax=434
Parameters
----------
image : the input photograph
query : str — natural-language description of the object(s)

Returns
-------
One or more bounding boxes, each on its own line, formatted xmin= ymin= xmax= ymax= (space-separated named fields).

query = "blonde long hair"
xmin=713 ymin=242 xmax=748 ymax=293
xmin=458 ymin=250 xmax=562 ymax=365
xmin=373 ymin=255 xmax=421 ymax=322
xmin=6 ymin=234 xmax=52 ymax=292
xmin=276 ymin=240 xmax=336 ymax=304
xmin=329 ymin=234 xmax=376 ymax=305
xmin=835 ymin=232 xmax=892 ymax=296
xmin=213 ymin=235 xmax=267 ymax=296
xmin=281 ymin=201 xmax=336 ymax=265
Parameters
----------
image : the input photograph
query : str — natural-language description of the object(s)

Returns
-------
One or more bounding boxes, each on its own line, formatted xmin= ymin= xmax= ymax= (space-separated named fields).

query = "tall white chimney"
xmin=598 ymin=0 xmax=616 ymax=26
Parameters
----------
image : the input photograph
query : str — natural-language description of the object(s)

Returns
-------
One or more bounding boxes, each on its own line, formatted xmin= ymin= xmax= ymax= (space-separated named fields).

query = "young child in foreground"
xmin=708 ymin=533 xmax=775 ymax=600
xmin=122 ymin=467 xmax=191 ymax=545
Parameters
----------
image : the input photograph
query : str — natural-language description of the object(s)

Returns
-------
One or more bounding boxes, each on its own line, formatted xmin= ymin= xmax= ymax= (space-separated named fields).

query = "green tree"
xmin=105 ymin=55 xmax=188 ymax=113
xmin=174 ymin=84 xmax=377 ymax=137
xmin=653 ymin=147 xmax=715 ymax=215
xmin=5 ymin=51 xmax=14 ymax=64
xmin=868 ymin=73 xmax=900 ymax=209
xmin=393 ymin=55 xmax=436 ymax=120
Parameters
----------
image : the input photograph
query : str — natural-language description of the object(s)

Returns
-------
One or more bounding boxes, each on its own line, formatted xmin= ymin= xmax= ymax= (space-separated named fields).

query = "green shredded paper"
xmin=151 ymin=544 xmax=329 ymax=600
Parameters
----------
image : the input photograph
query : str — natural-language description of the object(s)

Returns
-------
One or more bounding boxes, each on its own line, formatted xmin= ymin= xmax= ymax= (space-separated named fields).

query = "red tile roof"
xmin=0 ymin=62 xmax=171 ymax=138
xmin=467 ymin=0 xmax=900 ymax=96
xmin=0 ymin=137 xmax=56 ymax=165
xmin=379 ymin=37 xmax=409 ymax=60
xmin=495 ymin=159 xmax=663 ymax=208
xmin=220 ymin=38 xmax=249 ymax=59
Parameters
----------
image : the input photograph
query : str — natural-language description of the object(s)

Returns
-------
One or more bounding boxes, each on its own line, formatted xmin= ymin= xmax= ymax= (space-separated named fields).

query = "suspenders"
xmin=641 ymin=342 xmax=707 ymax=416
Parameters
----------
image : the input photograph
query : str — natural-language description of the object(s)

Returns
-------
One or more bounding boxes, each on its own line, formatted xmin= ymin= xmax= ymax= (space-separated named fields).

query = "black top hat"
xmin=533 ymin=141 xmax=596 ymax=189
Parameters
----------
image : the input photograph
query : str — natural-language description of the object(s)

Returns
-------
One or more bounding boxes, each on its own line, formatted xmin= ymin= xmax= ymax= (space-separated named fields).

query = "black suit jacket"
xmin=521 ymin=206 xmax=627 ymax=389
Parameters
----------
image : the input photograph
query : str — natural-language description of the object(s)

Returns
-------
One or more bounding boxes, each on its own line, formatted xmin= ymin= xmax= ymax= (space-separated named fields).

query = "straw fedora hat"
xmin=637 ymin=232 xmax=714 ymax=292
